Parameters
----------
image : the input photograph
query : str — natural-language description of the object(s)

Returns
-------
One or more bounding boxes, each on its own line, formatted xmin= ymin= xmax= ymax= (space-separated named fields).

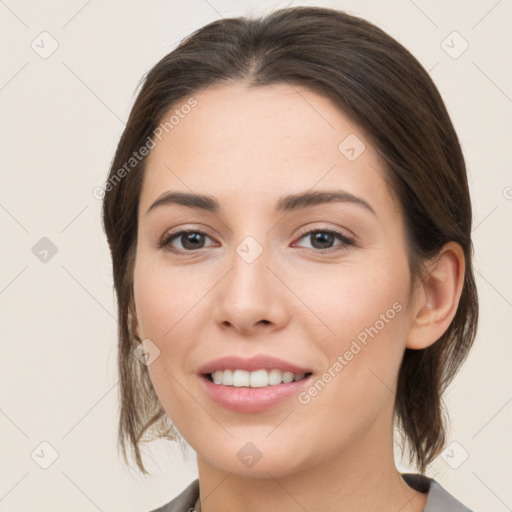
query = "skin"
xmin=132 ymin=83 xmax=465 ymax=512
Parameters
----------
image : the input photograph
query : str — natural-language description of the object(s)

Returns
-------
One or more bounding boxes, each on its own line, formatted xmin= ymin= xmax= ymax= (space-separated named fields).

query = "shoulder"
xmin=402 ymin=473 xmax=474 ymax=512
xmin=148 ymin=479 xmax=199 ymax=512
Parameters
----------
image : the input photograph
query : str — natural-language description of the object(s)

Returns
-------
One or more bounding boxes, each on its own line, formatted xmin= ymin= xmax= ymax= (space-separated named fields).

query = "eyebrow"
xmin=145 ymin=189 xmax=376 ymax=216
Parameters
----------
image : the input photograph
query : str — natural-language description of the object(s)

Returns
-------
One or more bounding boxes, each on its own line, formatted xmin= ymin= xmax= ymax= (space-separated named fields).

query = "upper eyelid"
xmin=294 ymin=224 xmax=355 ymax=241
xmin=162 ymin=224 xmax=354 ymax=240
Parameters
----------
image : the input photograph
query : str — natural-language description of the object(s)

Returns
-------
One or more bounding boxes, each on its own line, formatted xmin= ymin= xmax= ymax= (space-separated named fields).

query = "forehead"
xmin=139 ymin=82 xmax=393 ymax=218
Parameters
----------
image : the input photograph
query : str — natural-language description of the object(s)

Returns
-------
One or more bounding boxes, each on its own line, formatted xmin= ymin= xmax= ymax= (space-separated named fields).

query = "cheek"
xmin=300 ymin=252 xmax=410 ymax=402
xmin=306 ymin=251 xmax=410 ymax=345
xmin=133 ymin=256 xmax=204 ymax=432
xmin=133 ymin=252 xmax=205 ymax=341
xmin=294 ymin=282 xmax=408 ymax=458
xmin=132 ymin=251 xmax=212 ymax=397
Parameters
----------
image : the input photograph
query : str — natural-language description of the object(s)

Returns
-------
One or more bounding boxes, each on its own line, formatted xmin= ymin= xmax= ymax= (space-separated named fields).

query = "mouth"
xmin=197 ymin=354 xmax=314 ymax=412
xmin=198 ymin=369 xmax=314 ymax=413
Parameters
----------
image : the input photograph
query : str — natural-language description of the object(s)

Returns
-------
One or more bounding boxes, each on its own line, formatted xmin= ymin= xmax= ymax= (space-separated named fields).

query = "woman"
xmin=102 ymin=6 xmax=478 ymax=511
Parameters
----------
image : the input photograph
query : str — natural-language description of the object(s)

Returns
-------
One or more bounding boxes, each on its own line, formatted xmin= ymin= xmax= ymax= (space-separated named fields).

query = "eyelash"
xmin=158 ymin=227 xmax=355 ymax=255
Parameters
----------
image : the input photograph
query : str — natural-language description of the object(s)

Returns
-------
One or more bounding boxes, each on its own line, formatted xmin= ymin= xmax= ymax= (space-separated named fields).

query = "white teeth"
xmin=233 ymin=369 xmax=250 ymax=387
xmin=250 ymin=369 xmax=268 ymax=387
xmin=221 ymin=369 xmax=233 ymax=385
xmin=268 ymin=368 xmax=283 ymax=385
xmin=210 ymin=369 xmax=309 ymax=387
xmin=212 ymin=370 xmax=225 ymax=385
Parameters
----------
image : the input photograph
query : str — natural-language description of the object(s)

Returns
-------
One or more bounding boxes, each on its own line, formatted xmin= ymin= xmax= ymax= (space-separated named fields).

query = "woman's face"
xmin=133 ymin=83 xmax=419 ymax=478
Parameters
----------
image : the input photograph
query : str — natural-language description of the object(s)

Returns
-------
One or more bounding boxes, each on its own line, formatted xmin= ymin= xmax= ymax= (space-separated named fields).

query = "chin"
xmin=195 ymin=436 xmax=319 ymax=480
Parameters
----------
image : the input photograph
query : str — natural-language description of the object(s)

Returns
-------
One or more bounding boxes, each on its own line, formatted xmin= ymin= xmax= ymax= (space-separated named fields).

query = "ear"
xmin=406 ymin=241 xmax=465 ymax=350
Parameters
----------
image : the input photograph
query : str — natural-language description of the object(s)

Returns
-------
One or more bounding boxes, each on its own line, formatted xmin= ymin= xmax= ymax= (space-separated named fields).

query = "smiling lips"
xmin=197 ymin=354 xmax=314 ymax=412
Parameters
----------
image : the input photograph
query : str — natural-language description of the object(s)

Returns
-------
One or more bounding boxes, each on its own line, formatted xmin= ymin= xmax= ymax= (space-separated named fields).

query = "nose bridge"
xmin=213 ymin=229 xmax=288 ymax=333
xmin=227 ymin=232 xmax=272 ymax=301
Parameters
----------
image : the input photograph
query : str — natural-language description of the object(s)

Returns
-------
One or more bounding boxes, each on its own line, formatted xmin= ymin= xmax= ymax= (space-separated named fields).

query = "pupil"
xmin=183 ymin=232 xmax=204 ymax=249
xmin=312 ymin=232 xmax=333 ymax=249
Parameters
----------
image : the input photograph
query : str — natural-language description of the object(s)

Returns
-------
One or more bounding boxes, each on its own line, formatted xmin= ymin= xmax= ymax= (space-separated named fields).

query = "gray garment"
xmin=150 ymin=473 xmax=473 ymax=512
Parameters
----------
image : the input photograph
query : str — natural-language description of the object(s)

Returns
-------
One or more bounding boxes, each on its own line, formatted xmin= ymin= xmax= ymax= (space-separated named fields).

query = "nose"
xmin=212 ymin=243 xmax=290 ymax=336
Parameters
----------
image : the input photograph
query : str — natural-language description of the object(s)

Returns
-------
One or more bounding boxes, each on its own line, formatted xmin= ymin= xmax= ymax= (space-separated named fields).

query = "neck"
xmin=195 ymin=410 xmax=428 ymax=512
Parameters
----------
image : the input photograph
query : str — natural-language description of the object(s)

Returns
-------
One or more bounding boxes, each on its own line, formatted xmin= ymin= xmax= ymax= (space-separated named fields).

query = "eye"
xmin=159 ymin=230 xmax=215 ymax=254
xmin=158 ymin=227 xmax=355 ymax=255
xmin=293 ymin=227 xmax=355 ymax=252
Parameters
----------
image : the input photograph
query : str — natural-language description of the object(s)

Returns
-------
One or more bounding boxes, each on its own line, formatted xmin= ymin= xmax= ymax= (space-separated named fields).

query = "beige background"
xmin=1 ymin=0 xmax=511 ymax=510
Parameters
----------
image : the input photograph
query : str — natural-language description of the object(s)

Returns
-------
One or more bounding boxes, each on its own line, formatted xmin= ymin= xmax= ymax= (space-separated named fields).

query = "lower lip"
xmin=198 ymin=374 xmax=313 ymax=413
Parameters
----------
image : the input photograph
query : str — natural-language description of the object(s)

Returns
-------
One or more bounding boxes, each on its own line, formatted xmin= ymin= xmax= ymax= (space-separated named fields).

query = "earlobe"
xmin=406 ymin=241 xmax=465 ymax=350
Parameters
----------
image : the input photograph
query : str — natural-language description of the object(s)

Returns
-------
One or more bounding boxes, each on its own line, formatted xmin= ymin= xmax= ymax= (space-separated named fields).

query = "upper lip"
xmin=198 ymin=355 xmax=312 ymax=375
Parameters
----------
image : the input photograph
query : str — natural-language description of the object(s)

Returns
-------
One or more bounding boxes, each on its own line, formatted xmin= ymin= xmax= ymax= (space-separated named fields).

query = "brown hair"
xmin=102 ymin=6 xmax=478 ymax=475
